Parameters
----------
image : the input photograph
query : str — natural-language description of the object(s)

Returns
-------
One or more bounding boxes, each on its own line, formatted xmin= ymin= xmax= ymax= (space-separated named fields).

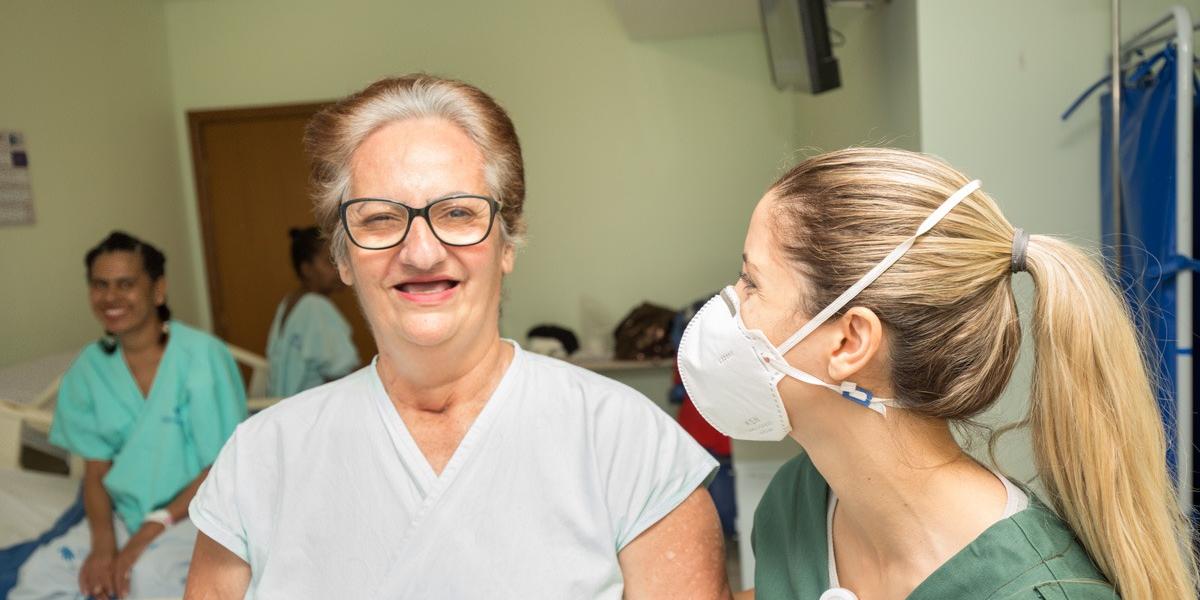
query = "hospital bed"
xmin=0 ymin=344 xmax=278 ymax=550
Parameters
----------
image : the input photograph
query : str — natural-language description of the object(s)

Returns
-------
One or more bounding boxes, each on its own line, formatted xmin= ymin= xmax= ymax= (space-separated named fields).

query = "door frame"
xmin=186 ymin=102 xmax=329 ymax=339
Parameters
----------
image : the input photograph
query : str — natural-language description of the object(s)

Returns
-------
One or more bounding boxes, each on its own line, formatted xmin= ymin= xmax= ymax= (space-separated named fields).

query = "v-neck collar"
xmin=824 ymin=474 xmax=1045 ymax=599
xmin=114 ymin=323 xmax=174 ymax=403
xmin=368 ymin=340 xmax=523 ymax=496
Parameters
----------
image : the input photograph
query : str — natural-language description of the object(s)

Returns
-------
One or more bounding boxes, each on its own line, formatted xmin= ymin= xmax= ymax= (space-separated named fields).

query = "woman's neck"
xmin=118 ymin=316 xmax=164 ymax=356
xmin=298 ymin=281 xmax=326 ymax=297
xmin=375 ymin=331 xmax=512 ymax=414
xmin=794 ymin=403 xmax=1007 ymax=596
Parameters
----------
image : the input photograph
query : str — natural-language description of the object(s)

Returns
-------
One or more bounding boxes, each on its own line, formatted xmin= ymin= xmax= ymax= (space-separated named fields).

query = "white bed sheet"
xmin=0 ymin=467 xmax=78 ymax=549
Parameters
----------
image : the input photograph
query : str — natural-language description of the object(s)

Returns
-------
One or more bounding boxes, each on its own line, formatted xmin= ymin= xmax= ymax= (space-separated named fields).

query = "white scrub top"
xmin=191 ymin=342 xmax=717 ymax=598
xmin=265 ymin=293 xmax=359 ymax=398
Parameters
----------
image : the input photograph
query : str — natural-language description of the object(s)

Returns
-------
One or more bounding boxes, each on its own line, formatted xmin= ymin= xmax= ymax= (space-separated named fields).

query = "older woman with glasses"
xmin=183 ymin=75 xmax=727 ymax=599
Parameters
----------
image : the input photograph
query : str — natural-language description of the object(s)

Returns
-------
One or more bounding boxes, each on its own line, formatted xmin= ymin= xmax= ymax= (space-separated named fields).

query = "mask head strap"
xmin=776 ymin=179 xmax=983 ymax=354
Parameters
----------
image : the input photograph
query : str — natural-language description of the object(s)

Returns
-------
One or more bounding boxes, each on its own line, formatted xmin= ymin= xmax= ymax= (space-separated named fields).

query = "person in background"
xmin=10 ymin=231 xmax=245 ymax=600
xmin=184 ymin=74 xmax=726 ymax=599
xmin=679 ymin=148 xmax=1197 ymax=599
xmin=266 ymin=226 xmax=359 ymax=397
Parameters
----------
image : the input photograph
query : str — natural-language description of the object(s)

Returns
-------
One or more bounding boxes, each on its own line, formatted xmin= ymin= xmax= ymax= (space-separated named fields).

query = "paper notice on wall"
xmin=0 ymin=131 xmax=33 ymax=226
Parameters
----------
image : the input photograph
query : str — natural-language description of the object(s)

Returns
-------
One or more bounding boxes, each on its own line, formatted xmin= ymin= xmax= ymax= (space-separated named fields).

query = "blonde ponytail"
xmin=1025 ymin=236 xmax=1197 ymax=599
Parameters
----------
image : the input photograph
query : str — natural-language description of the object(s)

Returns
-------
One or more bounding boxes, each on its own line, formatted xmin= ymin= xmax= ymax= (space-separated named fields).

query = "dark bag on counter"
xmin=613 ymin=302 xmax=677 ymax=361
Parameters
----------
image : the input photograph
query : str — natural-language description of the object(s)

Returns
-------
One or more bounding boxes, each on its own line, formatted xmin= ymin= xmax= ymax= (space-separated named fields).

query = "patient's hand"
xmin=79 ymin=549 xmax=116 ymax=599
xmin=112 ymin=522 xmax=164 ymax=598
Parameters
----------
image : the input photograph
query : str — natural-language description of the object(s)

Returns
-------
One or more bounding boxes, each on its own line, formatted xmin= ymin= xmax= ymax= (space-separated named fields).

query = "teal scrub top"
xmin=752 ymin=453 xmax=1118 ymax=599
xmin=265 ymin=293 xmax=359 ymax=398
xmin=49 ymin=321 xmax=247 ymax=531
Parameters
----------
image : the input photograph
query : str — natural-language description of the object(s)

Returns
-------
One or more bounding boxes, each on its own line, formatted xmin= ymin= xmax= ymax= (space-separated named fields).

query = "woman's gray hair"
xmin=305 ymin=74 xmax=527 ymax=264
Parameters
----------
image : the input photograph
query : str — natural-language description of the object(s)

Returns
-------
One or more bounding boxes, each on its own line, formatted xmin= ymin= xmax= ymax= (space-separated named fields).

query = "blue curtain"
xmin=1094 ymin=46 xmax=1200 ymax=484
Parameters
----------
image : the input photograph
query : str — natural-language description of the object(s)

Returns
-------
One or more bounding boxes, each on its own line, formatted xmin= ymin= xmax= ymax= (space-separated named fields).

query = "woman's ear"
xmin=337 ymin=258 xmax=354 ymax=286
xmin=153 ymin=277 xmax=167 ymax=307
xmin=501 ymin=242 xmax=515 ymax=275
xmin=827 ymin=306 xmax=885 ymax=381
xmin=298 ymin=259 xmax=316 ymax=284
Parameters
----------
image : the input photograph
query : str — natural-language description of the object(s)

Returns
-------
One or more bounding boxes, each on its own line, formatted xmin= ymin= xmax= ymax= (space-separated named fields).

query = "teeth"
xmin=400 ymin=281 xmax=454 ymax=294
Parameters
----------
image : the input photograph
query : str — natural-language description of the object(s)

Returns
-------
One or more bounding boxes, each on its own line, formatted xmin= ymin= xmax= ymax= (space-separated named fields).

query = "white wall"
xmin=0 ymin=1 xmax=195 ymax=366
xmin=795 ymin=0 xmax=921 ymax=152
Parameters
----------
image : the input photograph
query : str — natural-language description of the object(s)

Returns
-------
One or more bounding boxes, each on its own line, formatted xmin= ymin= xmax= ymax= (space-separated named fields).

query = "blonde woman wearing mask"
xmin=679 ymin=148 xmax=1197 ymax=599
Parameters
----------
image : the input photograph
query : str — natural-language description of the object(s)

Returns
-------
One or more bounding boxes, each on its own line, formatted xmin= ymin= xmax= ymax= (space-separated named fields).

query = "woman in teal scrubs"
xmin=265 ymin=226 xmax=359 ymax=397
xmin=11 ymin=231 xmax=246 ymax=600
xmin=677 ymin=149 xmax=1196 ymax=599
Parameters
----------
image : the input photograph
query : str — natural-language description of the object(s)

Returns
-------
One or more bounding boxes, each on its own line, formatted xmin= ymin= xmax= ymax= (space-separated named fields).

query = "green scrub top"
xmin=751 ymin=453 xmax=1117 ymax=599
xmin=265 ymin=293 xmax=359 ymax=398
xmin=50 ymin=321 xmax=247 ymax=531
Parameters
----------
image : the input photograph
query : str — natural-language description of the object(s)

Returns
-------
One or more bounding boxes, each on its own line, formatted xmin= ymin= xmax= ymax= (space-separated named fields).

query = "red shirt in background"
xmin=673 ymin=368 xmax=731 ymax=456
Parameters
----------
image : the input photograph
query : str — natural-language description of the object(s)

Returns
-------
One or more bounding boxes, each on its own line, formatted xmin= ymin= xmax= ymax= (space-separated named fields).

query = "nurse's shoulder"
xmin=234 ymin=363 xmax=377 ymax=441
xmin=164 ymin=322 xmax=246 ymax=394
xmin=751 ymin=451 xmax=830 ymax=600
xmin=292 ymin=292 xmax=345 ymax=321
xmin=756 ymin=451 xmax=828 ymax=528
xmin=993 ymin=504 xmax=1118 ymax=599
xmin=517 ymin=348 xmax=668 ymax=420
xmin=167 ymin=321 xmax=236 ymax=363
xmin=52 ymin=343 xmax=116 ymax=444
xmin=60 ymin=340 xmax=110 ymax=385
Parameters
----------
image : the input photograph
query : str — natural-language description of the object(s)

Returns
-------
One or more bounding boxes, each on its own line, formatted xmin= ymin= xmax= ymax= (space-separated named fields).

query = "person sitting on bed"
xmin=9 ymin=231 xmax=246 ymax=600
xmin=265 ymin=226 xmax=359 ymax=398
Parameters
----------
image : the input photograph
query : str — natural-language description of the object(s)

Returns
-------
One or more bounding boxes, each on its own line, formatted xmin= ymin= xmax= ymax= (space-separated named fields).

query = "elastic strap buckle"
xmin=840 ymin=382 xmax=874 ymax=406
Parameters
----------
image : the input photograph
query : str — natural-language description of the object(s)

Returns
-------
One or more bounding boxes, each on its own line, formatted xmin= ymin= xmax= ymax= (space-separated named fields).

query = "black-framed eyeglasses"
xmin=339 ymin=194 xmax=500 ymax=250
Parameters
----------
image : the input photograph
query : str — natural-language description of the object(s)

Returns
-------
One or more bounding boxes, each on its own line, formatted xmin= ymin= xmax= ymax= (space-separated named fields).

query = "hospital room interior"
xmin=2 ymin=0 xmax=1199 ymax=598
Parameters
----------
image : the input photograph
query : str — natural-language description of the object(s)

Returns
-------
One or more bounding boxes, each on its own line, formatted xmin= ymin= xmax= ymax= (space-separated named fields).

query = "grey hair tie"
xmin=1011 ymin=228 xmax=1030 ymax=273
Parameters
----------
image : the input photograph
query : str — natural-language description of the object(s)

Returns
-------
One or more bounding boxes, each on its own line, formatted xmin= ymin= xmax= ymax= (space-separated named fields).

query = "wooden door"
xmin=189 ymin=103 xmax=375 ymax=362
